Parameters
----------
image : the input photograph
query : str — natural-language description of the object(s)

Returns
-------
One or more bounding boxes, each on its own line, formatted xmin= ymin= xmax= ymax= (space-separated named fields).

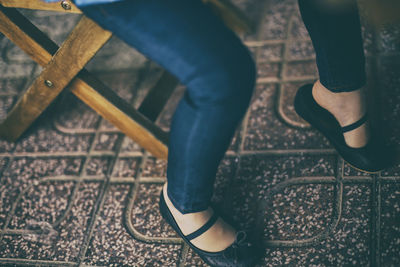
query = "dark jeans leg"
xmin=79 ymin=0 xmax=256 ymax=213
xmin=298 ymin=0 xmax=366 ymax=92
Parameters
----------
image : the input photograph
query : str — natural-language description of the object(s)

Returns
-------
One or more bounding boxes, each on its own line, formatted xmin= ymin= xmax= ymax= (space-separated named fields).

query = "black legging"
xmin=298 ymin=0 xmax=366 ymax=92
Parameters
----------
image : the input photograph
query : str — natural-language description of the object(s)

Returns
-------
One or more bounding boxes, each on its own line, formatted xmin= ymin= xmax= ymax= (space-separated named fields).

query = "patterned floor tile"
xmin=244 ymin=84 xmax=331 ymax=150
xmin=263 ymin=184 xmax=335 ymax=240
xmin=85 ymin=157 xmax=114 ymax=176
xmin=229 ymin=154 xmax=336 ymax=233
xmin=184 ymin=249 xmax=209 ymax=267
xmin=286 ymin=40 xmax=314 ymax=61
xmin=380 ymin=183 xmax=400 ymax=266
xmin=256 ymin=0 xmax=297 ymax=40
xmin=111 ymin=157 xmax=141 ymax=179
xmin=0 ymin=0 xmax=399 ymax=266
xmin=83 ymin=184 xmax=182 ymax=266
xmin=141 ymin=157 xmax=167 ymax=179
xmin=130 ymin=183 xmax=177 ymax=238
xmin=1 ymin=182 xmax=102 ymax=262
xmin=257 ymin=44 xmax=284 ymax=62
xmin=260 ymin=184 xmax=371 ymax=266
xmin=13 ymin=126 xmax=93 ymax=153
xmin=283 ymin=61 xmax=317 ymax=78
xmin=0 ymin=158 xmax=83 ymax=229
xmin=93 ymin=133 xmax=121 ymax=152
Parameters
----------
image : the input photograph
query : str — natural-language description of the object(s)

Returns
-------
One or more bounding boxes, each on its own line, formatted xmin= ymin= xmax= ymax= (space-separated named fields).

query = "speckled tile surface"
xmin=244 ymin=83 xmax=331 ymax=151
xmin=380 ymin=183 xmax=400 ymax=266
xmin=1 ymin=182 xmax=101 ymax=262
xmin=0 ymin=0 xmax=399 ymax=266
xmin=82 ymin=184 xmax=182 ymax=266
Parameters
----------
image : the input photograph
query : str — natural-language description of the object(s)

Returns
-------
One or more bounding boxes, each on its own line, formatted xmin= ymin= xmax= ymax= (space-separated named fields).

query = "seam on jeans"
xmin=181 ymin=97 xmax=201 ymax=213
xmin=167 ymin=189 xmax=187 ymax=213
xmin=97 ymin=6 xmax=110 ymax=17
xmin=167 ymin=97 xmax=203 ymax=215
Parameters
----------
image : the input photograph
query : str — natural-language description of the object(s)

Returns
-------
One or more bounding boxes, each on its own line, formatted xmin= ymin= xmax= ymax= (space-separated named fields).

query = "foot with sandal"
xmin=159 ymin=184 xmax=262 ymax=267
xmin=294 ymin=81 xmax=391 ymax=173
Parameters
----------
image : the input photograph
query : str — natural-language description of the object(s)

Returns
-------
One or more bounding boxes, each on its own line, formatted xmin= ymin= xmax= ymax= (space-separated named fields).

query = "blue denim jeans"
xmin=78 ymin=0 xmax=366 ymax=213
xmin=79 ymin=0 xmax=256 ymax=213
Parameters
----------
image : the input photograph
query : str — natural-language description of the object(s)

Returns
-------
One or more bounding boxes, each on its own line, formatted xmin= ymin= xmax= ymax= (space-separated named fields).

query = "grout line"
xmin=370 ymin=173 xmax=379 ymax=267
xmin=376 ymin=173 xmax=381 ymax=267
xmin=178 ymin=244 xmax=190 ymax=267
xmin=0 ymin=258 xmax=76 ymax=266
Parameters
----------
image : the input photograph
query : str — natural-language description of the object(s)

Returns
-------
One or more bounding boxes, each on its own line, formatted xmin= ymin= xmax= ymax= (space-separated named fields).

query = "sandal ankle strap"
xmin=185 ymin=212 xmax=219 ymax=241
xmin=341 ymin=113 xmax=368 ymax=133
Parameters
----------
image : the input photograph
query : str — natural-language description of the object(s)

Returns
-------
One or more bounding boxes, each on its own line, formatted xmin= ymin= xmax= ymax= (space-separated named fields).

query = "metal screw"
xmin=44 ymin=80 xmax=53 ymax=87
xmin=61 ymin=1 xmax=72 ymax=10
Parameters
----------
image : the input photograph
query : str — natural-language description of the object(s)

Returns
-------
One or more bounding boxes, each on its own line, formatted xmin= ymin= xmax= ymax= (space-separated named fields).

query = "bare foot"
xmin=312 ymin=80 xmax=369 ymax=148
xmin=162 ymin=183 xmax=236 ymax=252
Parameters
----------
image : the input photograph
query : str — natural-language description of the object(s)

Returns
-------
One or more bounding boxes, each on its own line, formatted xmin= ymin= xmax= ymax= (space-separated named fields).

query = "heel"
xmin=158 ymin=190 xmax=169 ymax=222
xmin=293 ymin=84 xmax=313 ymax=123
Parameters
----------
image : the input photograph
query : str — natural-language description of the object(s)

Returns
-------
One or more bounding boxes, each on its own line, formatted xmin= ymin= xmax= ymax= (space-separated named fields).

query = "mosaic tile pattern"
xmin=0 ymin=0 xmax=399 ymax=266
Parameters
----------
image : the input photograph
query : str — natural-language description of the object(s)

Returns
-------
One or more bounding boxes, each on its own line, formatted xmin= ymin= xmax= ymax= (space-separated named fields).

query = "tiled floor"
xmin=0 ymin=0 xmax=400 ymax=266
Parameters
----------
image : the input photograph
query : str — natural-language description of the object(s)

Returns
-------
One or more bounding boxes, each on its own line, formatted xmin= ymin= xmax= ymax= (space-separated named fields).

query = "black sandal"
xmin=159 ymin=191 xmax=262 ymax=267
xmin=294 ymin=84 xmax=388 ymax=173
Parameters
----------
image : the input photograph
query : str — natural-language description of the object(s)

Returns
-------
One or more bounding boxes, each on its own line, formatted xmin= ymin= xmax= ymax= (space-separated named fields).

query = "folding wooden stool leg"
xmin=0 ymin=6 xmax=169 ymax=159
xmin=0 ymin=0 xmax=253 ymax=159
xmin=0 ymin=13 xmax=111 ymax=140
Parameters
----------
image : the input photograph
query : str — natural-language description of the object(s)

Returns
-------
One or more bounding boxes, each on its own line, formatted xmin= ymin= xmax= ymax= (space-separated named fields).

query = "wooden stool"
xmin=0 ymin=0 xmax=252 ymax=159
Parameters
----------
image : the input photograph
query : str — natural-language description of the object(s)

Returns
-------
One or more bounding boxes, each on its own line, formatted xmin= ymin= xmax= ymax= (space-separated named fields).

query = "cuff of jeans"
xmin=320 ymin=80 xmax=367 ymax=93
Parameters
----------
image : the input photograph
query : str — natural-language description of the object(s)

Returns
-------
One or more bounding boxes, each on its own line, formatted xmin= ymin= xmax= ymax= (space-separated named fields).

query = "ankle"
xmin=162 ymin=183 xmax=237 ymax=252
xmin=163 ymin=183 xmax=213 ymax=235
xmin=313 ymin=81 xmax=362 ymax=103
xmin=343 ymin=123 xmax=370 ymax=148
xmin=312 ymin=81 xmax=366 ymax=126
xmin=311 ymin=81 xmax=370 ymax=147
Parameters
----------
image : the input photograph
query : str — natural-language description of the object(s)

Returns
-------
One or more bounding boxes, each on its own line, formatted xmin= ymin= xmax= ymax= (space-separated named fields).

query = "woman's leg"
xmin=79 ymin=0 xmax=256 ymax=251
xmin=298 ymin=0 xmax=369 ymax=148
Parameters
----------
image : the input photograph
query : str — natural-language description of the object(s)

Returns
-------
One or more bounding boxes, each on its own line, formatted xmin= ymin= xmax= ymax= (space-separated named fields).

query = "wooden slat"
xmin=0 ymin=0 xmax=81 ymax=13
xmin=0 ymin=9 xmax=112 ymax=139
xmin=73 ymin=70 xmax=169 ymax=159
xmin=138 ymin=71 xmax=178 ymax=122
xmin=0 ymin=6 xmax=168 ymax=159
xmin=0 ymin=6 xmax=57 ymax=65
